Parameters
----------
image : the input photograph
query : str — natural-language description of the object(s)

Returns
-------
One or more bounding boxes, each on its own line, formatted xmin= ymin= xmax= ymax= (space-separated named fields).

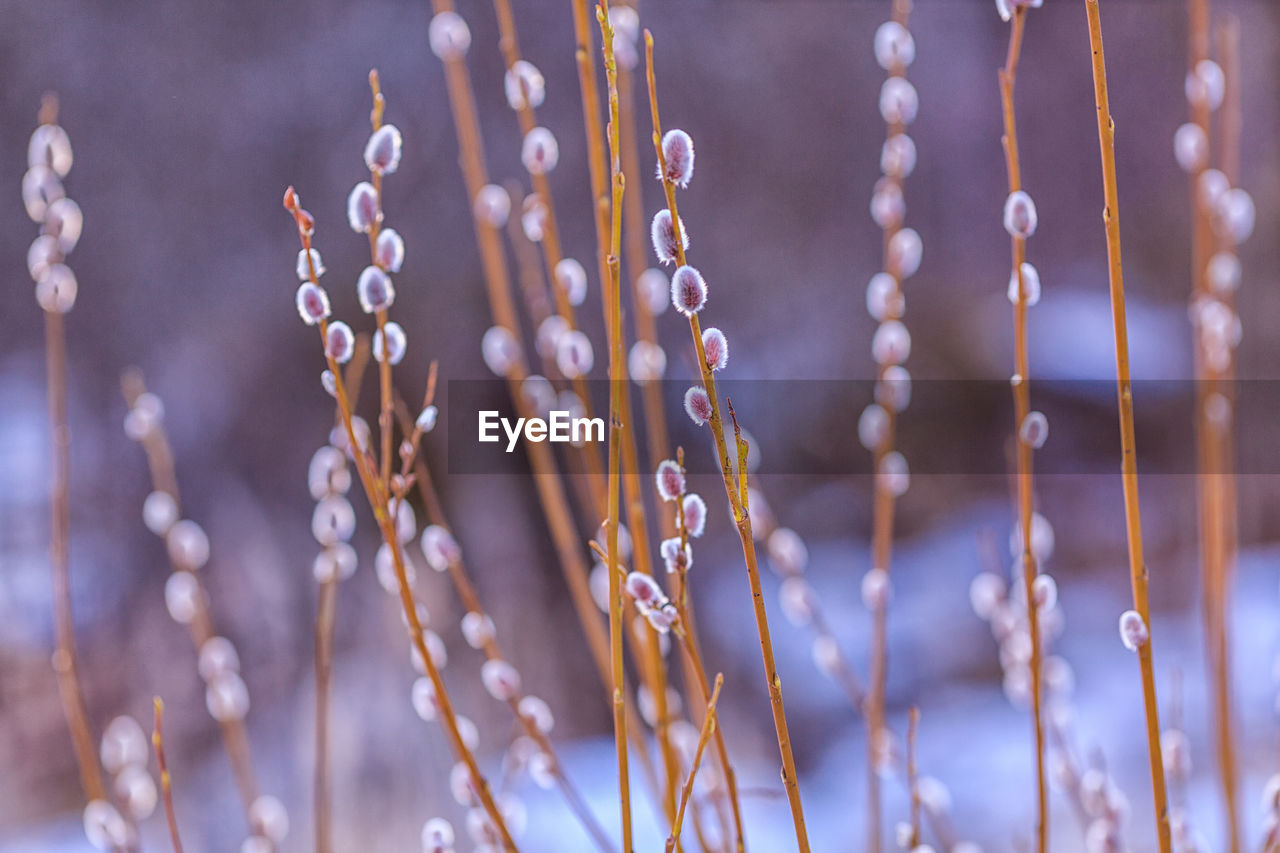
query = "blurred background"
xmin=3 ymin=0 xmax=1279 ymax=850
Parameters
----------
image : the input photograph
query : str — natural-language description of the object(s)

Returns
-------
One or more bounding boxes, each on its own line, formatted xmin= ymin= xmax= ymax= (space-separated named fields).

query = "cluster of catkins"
xmin=969 ymin=533 xmax=1144 ymax=852
xmin=644 ymin=128 xmax=730 ymax=424
xmin=1174 ymin=60 xmax=1254 ymax=377
xmin=621 ymin=458 xmax=707 ymax=634
xmin=25 ymin=114 xmax=83 ymax=314
xmin=860 ymin=13 xmax=920 ymax=507
xmin=293 ymin=114 xmax=407 ymax=382
xmin=415 ymin=522 xmax=537 ymax=850
xmin=80 ymin=715 xmax=155 ymax=850
xmin=124 ymin=392 xmax=290 ymax=853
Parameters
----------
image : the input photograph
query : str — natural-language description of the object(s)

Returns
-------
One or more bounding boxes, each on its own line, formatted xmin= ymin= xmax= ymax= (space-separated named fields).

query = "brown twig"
xmin=996 ymin=9 xmax=1048 ymax=852
xmin=393 ymin=399 xmax=616 ymax=853
xmin=1081 ymin=3 xmax=1171 ymax=850
xmin=597 ymin=3 xmax=635 ymax=849
xmin=122 ymin=370 xmax=264 ymax=826
xmin=646 ymin=30 xmax=809 ymax=851
xmin=286 ymin=191 xmax=518 ymax=851
xmin=666 ymin=673 xmax=723 ymax=853
xmin=35 ymin=96 xmax=109 ymax=811
xmin=152 ymin=698 xmax=184 ymax=853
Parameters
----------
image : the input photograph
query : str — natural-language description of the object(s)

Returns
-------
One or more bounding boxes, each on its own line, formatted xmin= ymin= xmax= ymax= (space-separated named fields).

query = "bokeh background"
xmin=3 ymin=0 xmax=1279 ymax=850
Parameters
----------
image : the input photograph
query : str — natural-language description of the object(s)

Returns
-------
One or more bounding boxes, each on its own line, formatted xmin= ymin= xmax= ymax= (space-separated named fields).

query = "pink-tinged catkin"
xmin=682 ymin=493 xmax=707 ymax=538
xmin=659 ymin=537 xmax=693 ymax=574
xmin=650 ymin=208 xmax=688 ymax=266
xmin=373 ymin=322 xmax=407 ymax=365
xmin=364 ymin=124 xmax=403 ymax=175
xmin=683 ymin=385 xmax=712 ymax=426
xmin=1002 ymin=190 xmax=1038 ymax=238
xmin=659 ymin=129 xmax=695 ymax=188
xmin=296 ymin=282 xmax=331 ymax=325
xmin=655 ymin=459 xmax=685 ymax=502
xmin=670 ymin=264 xmax=707 ymax=316
xmin=296 ymin=247 xmax=325 ymax=281
xmin=357 ymin=265 xmax=395 ymax=313
xmin=347 ymin=181 xmax=379 ymax=233
xmin=701 ymin=326 xmax=728 ymax=371
xmin=521 ymin=127 xmax=559 ymax=175
xmin=375 ymin=228 xmax=405 ymax=272
xmin=505 ymin=60 xmax=546 ymax=110
xmin=422 ymin=817 xmax=456 ymax=853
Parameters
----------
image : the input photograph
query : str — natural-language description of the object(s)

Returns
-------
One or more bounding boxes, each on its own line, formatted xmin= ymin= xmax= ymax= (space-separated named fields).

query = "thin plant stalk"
xmin=314 ymin=337 xmax=370 ymax=853
xmin=666 ymin=673 xmax=724 ymax=853
xmin=645 ymin=30 xmax=810 ymax=851
xmin=121 ymin=371 xmax=265 ymax=824
xmin=392 ymin=400 xmax=615 ymax=853
xmin=426 ymin=0 xmax=616 ymax=707
xmin=997 ymin=9 xmax=1048 ymax=852
xmin=37 ymin=92 xmax=108 ymax=812
xmin=286 ymin=199 xmax=518 ymax=852
xmin=152 ymin=698 xmax=185 ymax=853
xmin=570 ymin=0 xmax=683 ymax=825
xmin=864 ymin=2 xmax=917 ymax=845
xmin=46 ymin=306 xmax=107 ymax=806
xmin=490 ymin=0 xmax=608 ymax=512
xmin=906 ymin=707 xmax=920 ymax=849
xmin=597 ymin=4 xmax=635 ymax=848
xmin=1080 ymin=3 xmax=1171 ymax=850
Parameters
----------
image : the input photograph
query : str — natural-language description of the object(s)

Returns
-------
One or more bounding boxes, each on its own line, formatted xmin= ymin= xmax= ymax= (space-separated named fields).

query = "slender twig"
xmin=35 ymin=94 xmax=108 ymax=810
xmin=666 ymin=674 xmax=724 ymax=853
xmin=285 ymin=193 xmax=518 ymax=851
xmin=490 ymin=0 xmax=608 ymax=512
xmin=426 ymin=0 xmax=664 ymax=811
xmin=152 ymin=698 xmax=184 ymax=853
xmin=393 ymin=399 xmax=616 ymax=853
xmin=1081 ymin=3 xmax=1171 ymax=850
xmin=646 ymin=31 xmax=809 ymax=851
xmin=122 ymin=371 xmax=264 ymax=824
xmin=597 ymin=3 xmax=634 ymax=849
xmin=314 ymin=339 xmax=371 ymax=853
xmin=906 ymin=707 xmax=920 ymax=849
xmin=996 ymin=9 xmax=1048 ymax=852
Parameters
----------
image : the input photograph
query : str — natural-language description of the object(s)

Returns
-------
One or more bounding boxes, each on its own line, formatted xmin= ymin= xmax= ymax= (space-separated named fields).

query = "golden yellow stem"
xmin=996 ymin=10 xmax=1048 ymax=853
xmin=646 ymin=29 xmax=808 ymax=852
xmin=1082 ymin=4 xmax=1171 ymax=850
xmin=152 ymin=698 xmax=185 ymax=853
xmin=666 ymin=673 xmax=723 ymax=853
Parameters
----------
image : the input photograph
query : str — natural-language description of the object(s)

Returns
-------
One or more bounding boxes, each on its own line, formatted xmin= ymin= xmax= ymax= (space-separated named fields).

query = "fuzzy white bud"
xmin=874 ymin=21 xmax=915 ymax=70
xmin=650 ymin=209 xmax=688 ymax=265
xmin=357 ymin=266 xmax=395 ymax=313
xmin=879 ymin=77 xmax=919 ymax=125
xmin=364 ymin=124 xmax=403 ymax=175
xmin=429 ymin=11 xmax=471 ymax=59
xmin=683 ymin=386 xmax=712 ymax=425
xmin=504 ymin=60 xmax=546 ymax=110
xmin=474 ymin=184 xmax=510 ymax=227
xmin=660 ymin=129 xmax=695 ymax=188
xmin=1003 ymin=190 xmax=1038 ymax=238
xmin=701 ymin=327 xmax=728 ymax=371
xmin=373 ymin=321 xmax=407 ymax=365
xmin=347 ymin=181 xmax=379 ymax=233
xmin=1118 ymin=609 xmax=1148 ymax=651
xmin=521 ymin=127 xmax=559 ymax=175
